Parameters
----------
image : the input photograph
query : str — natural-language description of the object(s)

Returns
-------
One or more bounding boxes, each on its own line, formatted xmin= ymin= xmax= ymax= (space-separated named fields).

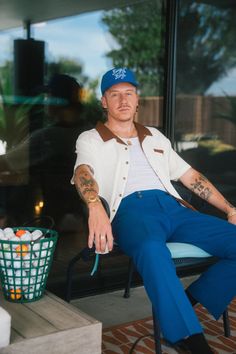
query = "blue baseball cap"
xmin=101 ymin=68 xmax=138 ymax=95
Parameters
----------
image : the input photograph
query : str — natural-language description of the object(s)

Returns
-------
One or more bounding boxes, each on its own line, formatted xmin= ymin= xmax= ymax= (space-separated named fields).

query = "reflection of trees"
xmin=0 ymin=60 xmax=12 ymax=96
xmin=0 ymin=55 xmax=103 ymax=150
xmin=0 ymin=87 xmax=43 ymax=152
xmin=177 ymin=1 xmax=236 ymax=94
xmin=47 ymin=57 xmax=89 ymax=87
xmin=102 ymin=1 xmax=165 ymax=96
xmin=102 ymin=1 xmax=236 ymax=96
xmin=0 ymin=56 xmax=99 ymax=101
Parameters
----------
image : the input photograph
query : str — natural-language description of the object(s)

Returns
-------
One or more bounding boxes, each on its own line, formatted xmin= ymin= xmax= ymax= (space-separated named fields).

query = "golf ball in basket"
xmin=20 ymin=233 xmax=31 ymax=242
xmin=31 ymin=230 xmax=43 ymax=240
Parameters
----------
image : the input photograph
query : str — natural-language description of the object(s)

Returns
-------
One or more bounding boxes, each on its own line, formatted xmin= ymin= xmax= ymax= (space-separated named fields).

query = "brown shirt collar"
xmin=95 ymin=121 xmax=152 ymax=145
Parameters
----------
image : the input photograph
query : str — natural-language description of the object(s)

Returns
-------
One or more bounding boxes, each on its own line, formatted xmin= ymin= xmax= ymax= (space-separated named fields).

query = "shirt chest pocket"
xmin=149 ymin=148 xmax=170 ymax=176
xmin=143 ymin=146 xmax=165 ymax=161
xmin=153 ymin=148 xmax=166 ymax=162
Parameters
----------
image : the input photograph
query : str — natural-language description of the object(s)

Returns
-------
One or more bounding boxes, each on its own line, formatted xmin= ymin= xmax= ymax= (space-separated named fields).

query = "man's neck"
xmin=105 ymin=119 xmax=135 ymax=134
xmin=105 ymin=119 xmax=136 ymax=136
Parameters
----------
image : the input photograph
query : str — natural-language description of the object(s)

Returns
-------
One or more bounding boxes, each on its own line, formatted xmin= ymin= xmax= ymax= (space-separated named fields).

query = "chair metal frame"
xmin=123 ymin=256 xmax=231 ymax=354
xmin=65 ymin=195 xmax=231 ymax=354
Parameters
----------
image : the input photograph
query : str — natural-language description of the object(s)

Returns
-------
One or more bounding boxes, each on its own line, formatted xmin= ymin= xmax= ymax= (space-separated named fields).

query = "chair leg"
xmin=123 ymin=258 xmax=135 ymax=298
xmin=152 ymin=306 xmax=162 ymax=354
xmin=223 ymin=309 xmax=231 ymax=337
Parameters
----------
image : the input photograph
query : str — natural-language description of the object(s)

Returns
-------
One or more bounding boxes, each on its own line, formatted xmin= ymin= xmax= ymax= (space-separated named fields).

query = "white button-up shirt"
xmin=72 ymin=122 xmax=191 ymax=221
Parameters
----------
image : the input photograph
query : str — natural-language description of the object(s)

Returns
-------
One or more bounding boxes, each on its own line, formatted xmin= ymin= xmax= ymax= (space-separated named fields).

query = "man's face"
xmin=101 ymin=82 xmax=138 ymax=123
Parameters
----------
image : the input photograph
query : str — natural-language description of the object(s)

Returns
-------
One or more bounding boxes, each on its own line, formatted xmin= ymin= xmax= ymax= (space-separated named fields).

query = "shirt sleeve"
xmin=167 ymin=140 xmax=191 ymax=181
xmin=71 ymin=131 xmax=97 ymax=184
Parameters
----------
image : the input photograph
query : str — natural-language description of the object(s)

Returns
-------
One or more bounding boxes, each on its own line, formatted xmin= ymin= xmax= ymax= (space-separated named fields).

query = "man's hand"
xmin=88 ymin=202 xmax=114 ymax=253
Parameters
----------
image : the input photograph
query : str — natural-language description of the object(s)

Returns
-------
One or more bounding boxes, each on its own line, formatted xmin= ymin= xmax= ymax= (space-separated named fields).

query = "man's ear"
xmin=101 ymin=95 xmax=107 ymax=109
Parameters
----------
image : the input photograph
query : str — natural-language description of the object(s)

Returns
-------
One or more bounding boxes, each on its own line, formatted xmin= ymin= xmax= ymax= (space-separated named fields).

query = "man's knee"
xmin=133 ymin=240 xmax=172 ymax=268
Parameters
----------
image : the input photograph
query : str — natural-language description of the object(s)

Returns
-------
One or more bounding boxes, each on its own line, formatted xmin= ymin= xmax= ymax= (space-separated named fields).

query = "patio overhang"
xmin=0 ymin=0 xmax=142 ymax=31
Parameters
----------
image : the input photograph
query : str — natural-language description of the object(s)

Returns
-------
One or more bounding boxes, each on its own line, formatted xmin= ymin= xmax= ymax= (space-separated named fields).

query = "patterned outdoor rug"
xmin=102 ymin=300 xmax=236 ymax=354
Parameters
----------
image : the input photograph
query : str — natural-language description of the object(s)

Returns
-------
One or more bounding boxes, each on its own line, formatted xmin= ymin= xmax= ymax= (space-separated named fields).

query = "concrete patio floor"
xmin=71 ymin=286 xmax=152 ymax=329
xmin=71 ymin=276 xmax=196 ymax=329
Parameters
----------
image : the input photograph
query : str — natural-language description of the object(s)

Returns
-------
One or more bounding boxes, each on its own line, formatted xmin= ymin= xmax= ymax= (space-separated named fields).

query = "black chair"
xmin=123 ymin=245 xmax=230 ymax=354
xmin=65 ymin=193 xmax=231 ymax=354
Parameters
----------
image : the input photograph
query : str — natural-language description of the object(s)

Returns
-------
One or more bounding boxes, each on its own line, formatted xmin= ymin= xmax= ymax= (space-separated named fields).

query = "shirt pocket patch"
xmin=154 ymin=148 xmax=164 ymax=154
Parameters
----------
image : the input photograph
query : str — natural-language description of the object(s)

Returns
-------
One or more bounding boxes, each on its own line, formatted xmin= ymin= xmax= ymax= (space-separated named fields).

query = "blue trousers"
xmin=112 ymin=190 xmax=236 ymax=343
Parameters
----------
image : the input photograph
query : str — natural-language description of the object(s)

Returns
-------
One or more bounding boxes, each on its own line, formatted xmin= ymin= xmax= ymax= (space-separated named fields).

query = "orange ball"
xmin=16 ymin=229 xmax=26 ymax=238
xmin=10 ymin=288 xmax=22 ymax=300
xmin=15 ymin=244 xmax=29 ymax=257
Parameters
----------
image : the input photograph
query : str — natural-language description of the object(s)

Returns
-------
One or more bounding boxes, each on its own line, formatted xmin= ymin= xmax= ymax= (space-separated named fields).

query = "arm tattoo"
xmin=198 ymin=173 xmax=208 ymax=182
xmin=76 ymin=167 xmax=97 ymax=198
xmin=79 ymin=175 xmax=96 ymax=197
xmin=79 ymin=175 xmax=94 ymax=187
xmin=190 ymin=174 xmax=212 ymax=201
xmin=83 ymin=187 xmax=97 ymax=195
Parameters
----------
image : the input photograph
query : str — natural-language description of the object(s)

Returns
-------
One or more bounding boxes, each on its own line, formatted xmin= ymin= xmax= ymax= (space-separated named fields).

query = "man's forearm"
xmin=74 ymin=164 xmax=100 ymax=205
xmin=73 ymin=164 xmax=113 ymax=252
xmin=180 ymin=168 xmax=236 ymax=217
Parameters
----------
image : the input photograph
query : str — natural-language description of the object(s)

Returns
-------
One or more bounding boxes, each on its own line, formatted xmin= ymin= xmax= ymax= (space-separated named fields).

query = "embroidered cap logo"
xmin=112 ymin=68 xmax=127 ymax=80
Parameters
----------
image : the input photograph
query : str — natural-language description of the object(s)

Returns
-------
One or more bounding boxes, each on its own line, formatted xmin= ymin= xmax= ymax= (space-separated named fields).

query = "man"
xmin=0 ymin=74 xmax=84 ymax=228
xmin=36 ymin=74 xmax=85 ymax=228
xmin=72 ymin=68 xmax=236 ymax=353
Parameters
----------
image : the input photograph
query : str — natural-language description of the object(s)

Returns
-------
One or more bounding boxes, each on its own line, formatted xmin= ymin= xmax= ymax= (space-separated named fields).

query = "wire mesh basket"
xmin=0 ymin=227 xmax=58 ymax=303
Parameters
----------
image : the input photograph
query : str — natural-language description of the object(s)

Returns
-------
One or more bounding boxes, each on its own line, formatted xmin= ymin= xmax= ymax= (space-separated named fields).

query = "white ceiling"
xmin=0 ymin=0 xmax=141 ymax=31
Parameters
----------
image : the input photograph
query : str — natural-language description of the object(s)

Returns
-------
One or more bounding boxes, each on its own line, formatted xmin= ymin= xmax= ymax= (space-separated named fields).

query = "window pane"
xmin=176 ymin=0 xmax=236 ymax=215
xmin=0 ymin=0 xmax=165 ymax=296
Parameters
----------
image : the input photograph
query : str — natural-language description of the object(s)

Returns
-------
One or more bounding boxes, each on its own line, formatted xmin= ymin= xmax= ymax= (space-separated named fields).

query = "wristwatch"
xmin=87 ymin=195 xmax=101 ymax=204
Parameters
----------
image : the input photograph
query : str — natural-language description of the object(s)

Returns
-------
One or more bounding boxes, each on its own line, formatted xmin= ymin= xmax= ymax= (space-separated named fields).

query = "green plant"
xmin=0 ymin=94 xmax=44 ymax=151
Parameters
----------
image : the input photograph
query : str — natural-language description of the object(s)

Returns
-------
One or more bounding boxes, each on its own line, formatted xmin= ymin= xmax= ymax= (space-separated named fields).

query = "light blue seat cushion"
xmin=166 ymin=242 xmax=212 ymax=258
xmin=91 ymin=242 xmax=212 ymax=276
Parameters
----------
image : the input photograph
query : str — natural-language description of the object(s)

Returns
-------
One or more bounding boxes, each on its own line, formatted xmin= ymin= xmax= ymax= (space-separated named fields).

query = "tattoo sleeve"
xmin=74 ymin=165 xmax=98 ymax=201
xmin=190 ymin=173 xmax=213 ymax=201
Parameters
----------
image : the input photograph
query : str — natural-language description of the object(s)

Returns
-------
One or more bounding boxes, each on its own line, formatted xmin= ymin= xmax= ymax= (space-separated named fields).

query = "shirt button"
xmin=119 ymin=194 xmax=122 ymax=197
xmin=112 ymin=209 xmax=116 ymax=213
xmin=125 ymin=147 xmax=128 ymax=150
xmin=123 ymin=177 xmax=126 ymax=180
xmin=126 ymin=161 xmax=129 ymax=164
